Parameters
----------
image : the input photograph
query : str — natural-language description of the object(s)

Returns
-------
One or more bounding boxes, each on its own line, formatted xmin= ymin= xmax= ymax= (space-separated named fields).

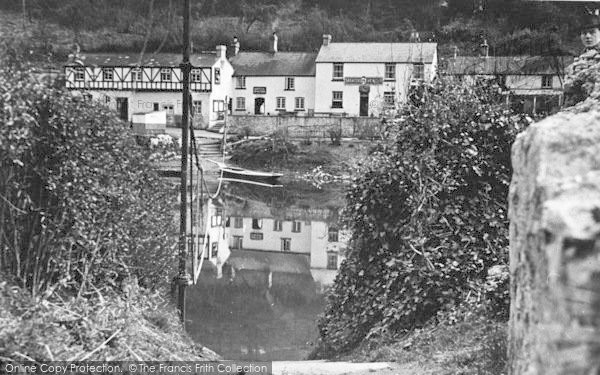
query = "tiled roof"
xmin=230 ymin=52 xmax=317 ymax=76
xmin=444 ymin=56 xmax=574 ymax=75
xmin=315 ymin=43 xmax=437 ymax=63
xmin=69 ymin=53 xmax=219 ymax=67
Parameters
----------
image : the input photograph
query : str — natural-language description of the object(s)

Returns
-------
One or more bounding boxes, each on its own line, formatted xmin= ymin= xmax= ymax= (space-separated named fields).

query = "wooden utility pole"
xmin=177 ymin=0 xmax=192 ymax=323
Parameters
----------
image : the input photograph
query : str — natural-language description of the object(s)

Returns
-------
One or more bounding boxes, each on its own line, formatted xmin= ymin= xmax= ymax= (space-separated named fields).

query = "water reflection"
xmin=185 ymin=180 xmax=349 ymax=361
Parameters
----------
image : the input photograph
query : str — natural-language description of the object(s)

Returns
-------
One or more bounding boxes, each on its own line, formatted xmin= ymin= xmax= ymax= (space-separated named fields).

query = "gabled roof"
xmin=230 ymin=52 xmax=317 ymax=76
xmin=315 ymin=43 xmax=437 ymax=63
xmin=69 ymin=53 xmax=219 ymax=67
xmin=444 ymin=56 xmax=574 ymax=75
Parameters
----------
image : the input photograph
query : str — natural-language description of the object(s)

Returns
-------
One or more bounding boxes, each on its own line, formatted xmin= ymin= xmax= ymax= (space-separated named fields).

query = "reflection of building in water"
xmin=188 ymin=198 xmax=230 ymax=278
xmin=224 ymin=214 xmax=348 ymax=288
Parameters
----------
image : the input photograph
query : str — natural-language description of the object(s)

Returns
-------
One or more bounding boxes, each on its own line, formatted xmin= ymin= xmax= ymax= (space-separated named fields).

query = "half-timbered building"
xmin=64 ymin=46 xmax=233 ymax=128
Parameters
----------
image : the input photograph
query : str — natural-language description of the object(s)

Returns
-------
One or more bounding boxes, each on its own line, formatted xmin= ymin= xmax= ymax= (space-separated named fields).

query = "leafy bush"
xmin=0 ymin=66 xmax=177 ymax=297
xmin=313 ymin=78 xmax=526 ymax=357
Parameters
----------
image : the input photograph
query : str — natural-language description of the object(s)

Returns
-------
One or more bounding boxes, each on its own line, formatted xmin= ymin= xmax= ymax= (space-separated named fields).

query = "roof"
xmin=444 ymin=56 xmax=574 ymax=75
xmin=69 ymin=53 xmax=219 ymax=67
xmin=230 ymin=52 xmax=317 ymax=76
xmin=315 ymin=43 xmax=437 ymax=63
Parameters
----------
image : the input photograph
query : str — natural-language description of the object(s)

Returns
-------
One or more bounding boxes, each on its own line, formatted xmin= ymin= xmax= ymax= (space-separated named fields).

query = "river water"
xmin=185 ymin=180 xmax=348 ymax=361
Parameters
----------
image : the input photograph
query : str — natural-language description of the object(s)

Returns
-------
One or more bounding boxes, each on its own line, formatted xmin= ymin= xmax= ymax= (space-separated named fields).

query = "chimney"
xmin=271 ymin=32 xmax=278 ymax=53
xmin=233 ymin=36 xmax=240 ymax=56
xmin=216 ymin=45 xmax=227 ymax=59
xmin=480 ymin=39 xmax=489 ymax=58
xmin=322 ymin=34 xmax=332 ymax=46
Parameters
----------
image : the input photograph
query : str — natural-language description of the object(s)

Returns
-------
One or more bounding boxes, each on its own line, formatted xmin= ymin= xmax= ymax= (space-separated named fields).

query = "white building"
xmin=314 ymin=35 xmax=438 ymax=117
xmin=64 ymin=46 xmax=233 ymax=128
xmin=229 ymin=43 xmax=317 ymax=116
xmin=444 ymin=55 xmax=573 ymax=114
xmin=226 ymin=216 xmax=345 ymax=272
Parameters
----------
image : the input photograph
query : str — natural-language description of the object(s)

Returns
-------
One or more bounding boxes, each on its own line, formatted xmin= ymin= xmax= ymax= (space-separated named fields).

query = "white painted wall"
xmin=231 ymin=76 xmax=315 ymax=115
xmin=228 ymin=217 xmax=311 ymax=254
xmin=314 ymin=62 xmax=435 ymax=116
xmin=85 ymin=90 xmax=211 ymax=123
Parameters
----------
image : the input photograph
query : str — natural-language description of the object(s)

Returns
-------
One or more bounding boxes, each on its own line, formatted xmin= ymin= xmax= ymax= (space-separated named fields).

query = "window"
xmin=131 ymin=68 xmax=142 ymax=82
xmin=541 ymin=75 xmax=553 ymax=89
xmin=412 ymin=63 xmax=424 ymax=80
xmin=285 ymin=77 xmax=295 ymax=90
xmin=384 ymin=91 xmax=395 ymax=107
xmin=153 ymin=103 xmax=160 ymax=111
xmin=328 ymin=228 xmax=339 ymax=242
xmin=236 ymin=76 xmax=246 ymax=89
xmin=234 ymin=217 xmax=243 ymax=228
xmin=191 ymin=69 xmax=203 ymax=82
xmin=160 ymin=68 xmax=172 ymax=81
xmin=292 ymin=221 xmax=301 ymax=233
xmin=214 ymin=68 xmax=221 ymax=84
xmin=211 ymin=209 xmax=223 ymax=227
xmin=213 ymin=100 xmax=225 ymax=113
xmin=232 ymin=236 xmax=243 ymax=250
xmin=276 ymin=97 xmax=286 ymax=111
xmin=252 ymin=218 xmax=262 ymax=230
xmin=327 ymin=253 xmax=338 ymax=270
xmin=192 ymin=100 xmax=202 ymax=116
xmin=385 ymin=63 xmax=396 ymax=80
xmin=211 ymin=242 xmax=218 ymax=258
xmin=333 ymin=63 xmax=344 ymax=80
xmin=332 ymin=91 xmax=343 ymax=108
xmin=281 ymin=238 xmax=291 ymax=252
xmin=105 ymin=95 xmax=111 ymax=104
xmin=273 ymin=220 xmax=283 ymax=231
xmin=295 ymin=97 xmax=305 ymax=111
xmin=74 ymin=67 xmax=85 ymax=81
xmin=236 ymin=97 xmax=246 ymax=111
xmin=102 ymin=68 xmax=114 ymax=81
xmin=250 ymin=232 xmax=264 ymax=240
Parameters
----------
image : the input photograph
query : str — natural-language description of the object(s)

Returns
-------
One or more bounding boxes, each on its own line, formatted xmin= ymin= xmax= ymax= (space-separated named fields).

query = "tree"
xmin=0 ymin=62 xmax=177 ymax=297
xmin=312 ymin=78 xmax=526 ymax=357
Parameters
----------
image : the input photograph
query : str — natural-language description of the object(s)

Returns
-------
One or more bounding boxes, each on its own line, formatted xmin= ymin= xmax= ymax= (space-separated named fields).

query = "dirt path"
xmin=271 ymin=360 xmax=425 ymax=375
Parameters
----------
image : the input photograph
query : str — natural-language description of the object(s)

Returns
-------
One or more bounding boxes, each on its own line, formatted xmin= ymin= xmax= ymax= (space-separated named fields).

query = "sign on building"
xmin=253 ymin=87 xmax=267 ymax=94
xmin=344 ymin=77 xmax=384 ymax=85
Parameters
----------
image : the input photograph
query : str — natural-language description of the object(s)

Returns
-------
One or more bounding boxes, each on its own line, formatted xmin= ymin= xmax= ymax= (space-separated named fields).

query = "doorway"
xmin=359 ymin=85 xmax=370 ymax=117
xmin=254 ymin=97 xmax=265 ymax=115
xmin=116 ymin=97 xmax=128 ymax=121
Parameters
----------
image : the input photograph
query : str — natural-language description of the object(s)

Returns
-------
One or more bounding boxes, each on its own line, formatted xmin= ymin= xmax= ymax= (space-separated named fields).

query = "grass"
xmin=0 ymin=276 xmax=220 ymax=362
xmin=345 ymin=314 xmax=508 ymax=375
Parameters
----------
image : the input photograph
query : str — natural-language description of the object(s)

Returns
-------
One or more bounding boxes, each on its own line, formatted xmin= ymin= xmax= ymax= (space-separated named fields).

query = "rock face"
xmin=508 ymin=110 xmax=600 ymax=374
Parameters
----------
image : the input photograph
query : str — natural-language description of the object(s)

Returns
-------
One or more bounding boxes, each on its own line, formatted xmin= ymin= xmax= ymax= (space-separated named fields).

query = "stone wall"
xmin=227 ymin=115 xmax=383 ymax=139
xmin=508 ymin=109 xmax=600 ymax=374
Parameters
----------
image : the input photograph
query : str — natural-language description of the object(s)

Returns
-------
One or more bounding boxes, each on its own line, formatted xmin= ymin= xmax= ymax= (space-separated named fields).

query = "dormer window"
xmin=160 ymin=68 xmax=172 ymax=82
xmin=541 ymin=75 xmax=552 ymax=89
xmin=191 ymin=69 xmax=203 ymax=82
xmin=102 ymin=68 xmax=114 ymax=81
xmin=74 ymin=67 xmax=85 ymax=81
xmin=131 ymin=68 xmax=142 ymax=82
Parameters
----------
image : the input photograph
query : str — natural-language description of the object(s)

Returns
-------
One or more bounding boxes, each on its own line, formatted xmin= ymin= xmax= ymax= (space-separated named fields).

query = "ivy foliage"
xmin=313 ymin=78 xmax=526 ymax=357
xmin=0 ymin=66 xmax=177 ymax=296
